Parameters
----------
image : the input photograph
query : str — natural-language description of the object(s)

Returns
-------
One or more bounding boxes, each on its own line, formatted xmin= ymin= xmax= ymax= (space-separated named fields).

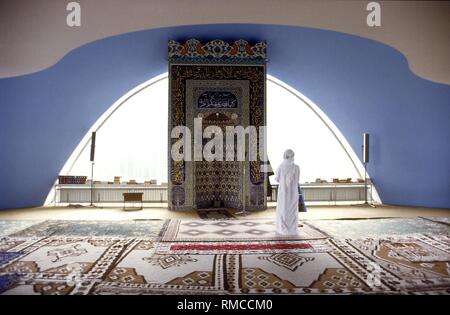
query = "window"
xmin=46 ymin=73 xmax=379 ymax=204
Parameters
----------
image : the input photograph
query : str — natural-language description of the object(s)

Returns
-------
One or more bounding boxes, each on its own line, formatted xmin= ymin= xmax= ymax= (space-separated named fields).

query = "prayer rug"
xmin=160 ymin=219 xmax=327 ymax=242
xmin=421 ymin=216 xmax=450 ymax=226
xmin=0 ymin=274 xmax=21 ymax=294
xmin=82 ymin=237 xmax=371 ymax=295
xmin=90 ymin=235 xmax=450 ymax=295
xmin=154 ymin=239 xmax=333 ymax=255
xmin=0 ymin=220 xmax=44 ymax=237
xmin=0 ymin=236 xmax=148 ymax=295
xmin=343 ymin=235 xmax=450 ymax=292
xmin=307 ymin=217 xmax=450 ymax=239
xmin=0 ymin=252 xmax=23 ymax=266
xmin=0 ymin=221 xmax=449 ymax=295
xmin=197 ymin=209 xmax=235 ymax=220
xmin=8 ymin=220 xmax=166 ymax=238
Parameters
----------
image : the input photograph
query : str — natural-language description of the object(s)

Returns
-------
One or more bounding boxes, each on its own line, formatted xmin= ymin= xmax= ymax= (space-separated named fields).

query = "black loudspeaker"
xmin=90 ymin=132 xmax=96 ymax=162
xmin=363 ymin=133 xmax=369 ymax=164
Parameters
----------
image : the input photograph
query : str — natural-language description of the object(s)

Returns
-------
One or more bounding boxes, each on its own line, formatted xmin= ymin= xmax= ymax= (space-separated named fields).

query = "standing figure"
xmin=275 ymin=149 xmax=300 ymax=236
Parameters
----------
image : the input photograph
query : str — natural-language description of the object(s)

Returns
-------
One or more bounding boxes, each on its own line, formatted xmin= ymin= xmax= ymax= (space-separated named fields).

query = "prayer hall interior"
xmin=0 ymin=0 xmax=449 ymax=296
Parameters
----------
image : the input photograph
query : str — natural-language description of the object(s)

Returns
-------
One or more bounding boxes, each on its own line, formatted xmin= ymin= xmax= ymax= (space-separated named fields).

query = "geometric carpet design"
xmin=0 ymin=218 xmax=449 ymax=295
xmin=161 ymin=219 xmax=327 ymax=241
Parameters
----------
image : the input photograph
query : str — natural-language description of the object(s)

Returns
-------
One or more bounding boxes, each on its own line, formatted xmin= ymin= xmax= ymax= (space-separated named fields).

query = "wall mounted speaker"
xmin=90 ymin=132 xmax=96 ymax=162
xmin=363 ymin=133 xmax=369 ymax=164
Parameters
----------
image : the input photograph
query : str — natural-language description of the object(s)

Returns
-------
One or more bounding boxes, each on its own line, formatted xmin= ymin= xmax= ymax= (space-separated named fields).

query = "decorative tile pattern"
xmin=169 ymin=40 xmax=266 ymax=210
xmin=168 ymin=39 xmax=266 ymax=64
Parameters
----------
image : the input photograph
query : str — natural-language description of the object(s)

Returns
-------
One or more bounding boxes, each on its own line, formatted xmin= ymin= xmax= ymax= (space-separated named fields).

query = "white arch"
xmin=45 ymin=72 xmax=381 ymax=205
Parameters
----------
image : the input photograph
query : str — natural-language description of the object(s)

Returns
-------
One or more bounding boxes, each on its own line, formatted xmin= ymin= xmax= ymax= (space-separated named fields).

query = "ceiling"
xmin=1 ymin=0 xmax=449 ymax=84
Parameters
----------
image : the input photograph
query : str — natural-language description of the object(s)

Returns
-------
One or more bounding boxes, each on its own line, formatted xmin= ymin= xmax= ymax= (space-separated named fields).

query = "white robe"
xmin=275 ymin=161 xmax=300 ymax=236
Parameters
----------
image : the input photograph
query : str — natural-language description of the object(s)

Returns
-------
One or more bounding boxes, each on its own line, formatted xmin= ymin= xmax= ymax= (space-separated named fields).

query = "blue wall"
xmin=1 ymin=24 xmax=449 ymax=209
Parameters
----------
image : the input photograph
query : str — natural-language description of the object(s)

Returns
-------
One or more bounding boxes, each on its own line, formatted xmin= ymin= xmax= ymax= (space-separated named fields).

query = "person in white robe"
xmin=275 ymin=149 xmax=300 ymax=236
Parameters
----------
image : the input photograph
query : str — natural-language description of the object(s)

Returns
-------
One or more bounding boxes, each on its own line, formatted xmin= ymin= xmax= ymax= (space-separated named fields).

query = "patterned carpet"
xmin=197 ymin=209 xmax=235 ymax=220
xmin=421 ymin=217 xmax=450 ymax=226
xmin=0 ymin=220 xmax=44 ymax=238
xmin=0 ymin=218 xmax=449 ymax=295
xmin=161 ymin=219 xmax=326 ymax=241
xmin=8 ymin=220 xmax=165 ymax=238
xmin=308 ymin=217 xmax=450 ymax=239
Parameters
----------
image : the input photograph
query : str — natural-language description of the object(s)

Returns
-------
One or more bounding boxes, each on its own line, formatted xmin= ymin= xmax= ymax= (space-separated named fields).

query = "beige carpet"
xmin=0 ymin=204 xmax=449 ymax=221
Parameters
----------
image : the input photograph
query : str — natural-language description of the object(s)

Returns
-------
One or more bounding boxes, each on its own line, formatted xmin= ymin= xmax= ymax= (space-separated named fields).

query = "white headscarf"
xmin=281 ymin=149 xmax=296 ymax=185
xmin=283 ymin=149 xmax=295 ymax=164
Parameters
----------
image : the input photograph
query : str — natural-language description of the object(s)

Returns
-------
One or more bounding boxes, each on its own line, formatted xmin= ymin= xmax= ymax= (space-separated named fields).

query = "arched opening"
xmin=45 ymin=73 xmax=380 ymax=206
